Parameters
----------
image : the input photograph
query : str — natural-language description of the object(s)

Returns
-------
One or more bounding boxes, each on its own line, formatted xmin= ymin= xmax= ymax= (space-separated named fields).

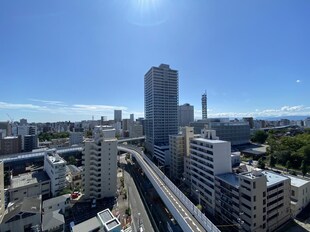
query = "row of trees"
xmin=267 ymin=132 xmax=310 ymax=169
xmin=38 ymin=132 xmax=70 ymax=142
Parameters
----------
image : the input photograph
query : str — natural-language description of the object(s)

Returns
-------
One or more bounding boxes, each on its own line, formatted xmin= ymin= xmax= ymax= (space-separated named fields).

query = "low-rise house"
xmin=0 ymin=196 xmax=42 ymax=232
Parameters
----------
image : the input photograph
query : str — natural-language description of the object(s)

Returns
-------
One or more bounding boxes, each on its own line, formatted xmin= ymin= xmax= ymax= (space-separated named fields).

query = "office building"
xmin=190 ymin=129 xmax=232 ymax=215
xmin=0 ymin=161 xmax=4 ymax=220
xmin=304 ymin=117 xmax=310 ymax=128
xmin=0 ymin=121 xmax=11 ymax=136
xmin=287 ymin=175 xmax=310 ymax=217
xmin=114 ymin=110 xmax=122 ymax=123
xmin=202 ymin=92 xmax=207 ymax=120
xmin=130 ymin=113 xmax=134 ymax=123
xmin=0 ymin=196 xmax=42 ymax=232
xmin=215 ymin=169 xmax=291 ymax=232
xmin=206 ymin=122 xmax=250 ymax=145
xmin=44 ymin=150 xmax=67 ymax=196
xmin=144 ymin=64 xmax=178 ymax=158
xmin=70 ymin=132 xmax=84 ymax=145
xmin=169 ymin=127 xmax=195 ymax=183
xmin=20 ymin=118 xmax=28 ymax=126
xmin=24 ymin=134 xmax=38 ymax=152
xmin=129 ymin=123 xmax=143 ymax=138
xmin=9 ymin=171 xmax=51 ymax=202
xmin=0 ymin=136 xmax=22 ymax=155
xmin=178 ymin=103 xmax=194 ymax=127
xmin=82 ymin=126 xmax=117 ymax=199
xmin=100 ymin=116 xmax=107 ymax=125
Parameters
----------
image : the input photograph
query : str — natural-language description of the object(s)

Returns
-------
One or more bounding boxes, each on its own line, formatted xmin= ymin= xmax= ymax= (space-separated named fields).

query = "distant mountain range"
xmin=255 ymin=116 xmax=309 ymax=121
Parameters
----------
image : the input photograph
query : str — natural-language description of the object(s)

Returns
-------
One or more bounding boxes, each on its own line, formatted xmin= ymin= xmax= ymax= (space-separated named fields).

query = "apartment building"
xmin=169 ymin=127 xmax=195 ymax=183
xmin=287 ymin=175 xmax=310 ymax=217
xmin=9 ymin=171 xmax=51 ymax=202
xmin=44 ymin=150 xmax=67 ymax=196
xmin=70 ymin=132 xmax=84 ymax=146
xmin=0 ymin=136 xmax=22 ymax=155
xmin=82 ymin=126 xmax=117 ymax=199
xmin=215 ymin=169 xmax=291 ymax=232
xmin=190 ymin=129 xmax=232 ymax=215
xmin=144 ymin=64 xmax=178 ymax=158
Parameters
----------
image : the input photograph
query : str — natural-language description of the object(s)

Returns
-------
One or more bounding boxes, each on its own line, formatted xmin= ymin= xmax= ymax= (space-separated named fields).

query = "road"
xmin=118 ymin=145 xmax=216 ymax=232
xmin=124 ymin=169 xmax=155 ymax=232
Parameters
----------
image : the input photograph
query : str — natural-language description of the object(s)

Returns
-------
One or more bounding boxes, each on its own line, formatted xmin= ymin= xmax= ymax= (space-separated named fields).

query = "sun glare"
xmin=125 ymin=0 xmax=168 ymax=26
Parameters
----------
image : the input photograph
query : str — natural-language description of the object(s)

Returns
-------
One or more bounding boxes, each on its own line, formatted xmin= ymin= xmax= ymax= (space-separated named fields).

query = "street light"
xmin=138 ymin=212 xmax=141 ymax=230
xmin=195 ymin=189 xmax=201 ymax=206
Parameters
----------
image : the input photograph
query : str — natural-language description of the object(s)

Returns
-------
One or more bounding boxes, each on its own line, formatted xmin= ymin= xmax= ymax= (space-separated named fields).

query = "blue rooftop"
xmin=216 ymin=173 xmax=240 ymax=188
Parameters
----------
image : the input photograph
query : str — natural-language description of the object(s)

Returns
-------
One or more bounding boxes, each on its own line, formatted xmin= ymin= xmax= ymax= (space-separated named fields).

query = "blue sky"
xmin=0 ymin=0 xmax=309 ymax=122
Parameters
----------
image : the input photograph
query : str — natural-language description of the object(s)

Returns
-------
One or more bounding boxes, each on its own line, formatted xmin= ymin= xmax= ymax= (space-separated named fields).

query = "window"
xmin=253 ymin=196 xmax=256 ymax=202
xmin=292 ymin=190 xmax=295 ymax=196
xmin=263 ymin=191 xmax=266 ymax=197
xmin=253 ymin=182 xmax=256 ymax=189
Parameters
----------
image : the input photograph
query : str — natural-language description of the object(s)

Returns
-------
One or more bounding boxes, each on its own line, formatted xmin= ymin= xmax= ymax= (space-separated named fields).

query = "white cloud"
xmin=0 ymin=101 xmax=46 ymax=110
xmin=194 ymin=105 xmax=310 ymax=119
xmin=28 ymin=98 xmax=67 ymax=106
xmin=296 ymin=80 xmax=301 ymax=83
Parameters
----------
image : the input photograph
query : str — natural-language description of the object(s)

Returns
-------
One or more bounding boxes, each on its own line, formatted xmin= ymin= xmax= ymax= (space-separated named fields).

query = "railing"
xmin=118 ymin=144 xmax=221 ymax=232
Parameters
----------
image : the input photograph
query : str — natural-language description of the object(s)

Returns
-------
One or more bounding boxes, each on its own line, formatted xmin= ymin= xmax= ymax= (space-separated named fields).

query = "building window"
xmin=292 ymin=190 xmax=295 ymax=196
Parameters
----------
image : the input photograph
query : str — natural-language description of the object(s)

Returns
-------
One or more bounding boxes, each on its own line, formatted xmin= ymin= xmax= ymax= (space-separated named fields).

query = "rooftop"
xmin=216 ymin=173 xmax=240 ymax=188
xmin=42 ymin=210 xmax=65 ymax=231
xmin=286 ymin=175 xmax=310 ymax=187
xmin=43 ymin=194 xmax=70 ymax=209
xmin=72 ymin=216 xmax=100 ymax=232
xmin=97 ymin=209 xmax=113 ymax=224
xmin=11 ymin=171 xmax=50 ymax=188
xmin=46 ymin=151 xmax=66 ymax=164
xmin=193 ymin=137 xmax=228 ymax=144
xmin=263 ymin=171 xmax=289 ymax=187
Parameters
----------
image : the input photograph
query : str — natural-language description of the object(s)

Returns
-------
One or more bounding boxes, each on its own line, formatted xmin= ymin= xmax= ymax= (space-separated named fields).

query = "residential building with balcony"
xmin=215 ymin=169 xmax=291 ymax=232
xmin=82 ymin=126 xmax=117 ymax=199
xmin=44 ymin=150 xmax=67 ymax=197
xmin=190 ymin=129 xmax=232 ymax=215
xmin=169 ymin=127 xmax=195 ymax=184
xmin=286 ymin=175 xmax=310 ymax=217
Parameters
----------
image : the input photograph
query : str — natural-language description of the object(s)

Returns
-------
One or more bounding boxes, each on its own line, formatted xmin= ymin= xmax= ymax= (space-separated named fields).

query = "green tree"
xmin=257 ymin=158 xmax=265 ymax=169
xmin=68 ymin=156 xmax=77 ymax=166
xmin=269 ymin=155 xmax=276 ymax=168
xmin=301 ymin=160 xmax=308 ymax=177
xmin=196 ymin=204 xmax=202 ymax=211
xmin=251 ymin=130 xmax=268 ymax=144
xmin=85 ymin=130 xmax=92 ymax=138
xmin=286 ymin=160 xmax=291 ymax=171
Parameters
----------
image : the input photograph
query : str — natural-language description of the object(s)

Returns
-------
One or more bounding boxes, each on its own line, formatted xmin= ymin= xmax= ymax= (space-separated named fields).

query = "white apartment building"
xmin=70 ymin=132 xmax=84 ymax=145
xmin=190 ymin=129 xmax=232 ymax=215
xmin=286 ymin=175 xmax=310 ymax=217
xmin=9 ymin=171 xmax=51 ymax=202
xmin=215 ymin=169 xmax=291 ymax=232
xmin=44 ymin=150 xmax=67 ymax=197
xmin=0 ymin=161 xmax=4 ymax=220
xmin=82 ymin=126 xmax=117 ymax=199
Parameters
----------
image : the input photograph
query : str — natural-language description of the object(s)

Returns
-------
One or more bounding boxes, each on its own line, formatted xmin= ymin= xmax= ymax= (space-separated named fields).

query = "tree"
xmin=257 ymin=158 xmax=265 ymax=169
xmin=68 ymin=156 xmax=77 ymax=166
xmin=251 ymin=130 xmax=268 ymax=144
xmin=301 ymin=160 xmax=308 ymax=177
xmin=196 ymin=204 xmax=202 ymax=211
xmin=286 ymin=160 xmax=291 ymax=172
xmin=269 ymin=155 xmax=276 ymax=168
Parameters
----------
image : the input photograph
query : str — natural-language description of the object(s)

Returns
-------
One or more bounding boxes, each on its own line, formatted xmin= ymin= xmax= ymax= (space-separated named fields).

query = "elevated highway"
xmin=118 ymin=144 xmax=220 ymax=232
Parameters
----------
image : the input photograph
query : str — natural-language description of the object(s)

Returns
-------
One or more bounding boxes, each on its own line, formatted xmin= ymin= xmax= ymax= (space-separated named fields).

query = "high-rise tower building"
xmin=202 ymin=91 xmax=207 ymax=120
xmin=178 ymin=103 xmax=194 ymax=127
xmin=114 ymin=110 xmax=122 ymax=123
xmin=144 ymin=64 xmax=179 ymax=158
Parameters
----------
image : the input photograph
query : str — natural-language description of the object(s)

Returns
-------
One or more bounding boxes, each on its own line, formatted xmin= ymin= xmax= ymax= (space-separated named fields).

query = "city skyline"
xmin=1 ymin=0 xmax=310 ymax=122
